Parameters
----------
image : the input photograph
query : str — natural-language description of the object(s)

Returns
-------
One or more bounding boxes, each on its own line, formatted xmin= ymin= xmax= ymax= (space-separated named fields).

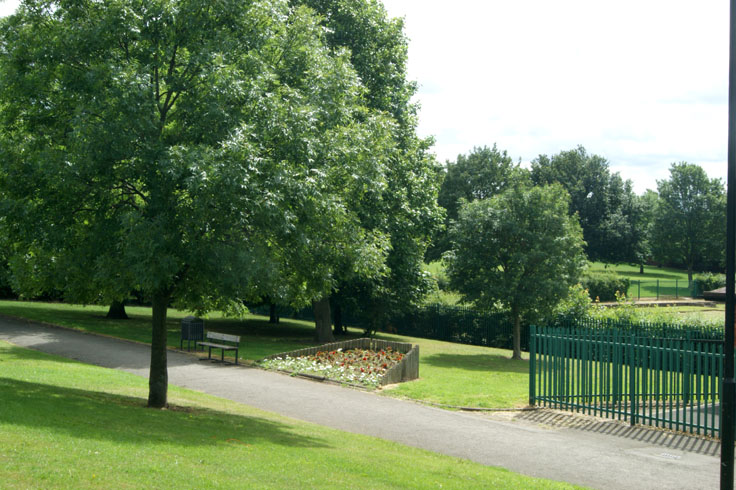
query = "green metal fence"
xmin=550 ymin=317 xmax=724 ymax=342
xmin=386 ymin=304 xmax=521 ymax=350
xmin=627 ymin=279 xmax=699 ymax=300
xmin=529 ymin=326 xmax=725 ymax=438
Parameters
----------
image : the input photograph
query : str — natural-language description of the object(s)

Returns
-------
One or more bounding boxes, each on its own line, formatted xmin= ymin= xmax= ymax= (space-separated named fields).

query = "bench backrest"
xmin=206 ymin=331 xmax=240 ymax=344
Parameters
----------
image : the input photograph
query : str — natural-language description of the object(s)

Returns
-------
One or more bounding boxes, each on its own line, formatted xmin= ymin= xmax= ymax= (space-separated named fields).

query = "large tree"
xmin=632 ymin=189 xmax=659 ymax=274
xmin=428 ymin=145 xmax=524 ymax=261
xmin=531 ymin=146 xmax=639 ymax=263
xmin=651 ymin=163 xmax=725 ymax=284
xmin=285 ymin=0 xmax=444 ymax=334
xmin=445 ymin=184 xmax=585 ymax=360
xmin=0 ymin=0 xmax=387 ymax=406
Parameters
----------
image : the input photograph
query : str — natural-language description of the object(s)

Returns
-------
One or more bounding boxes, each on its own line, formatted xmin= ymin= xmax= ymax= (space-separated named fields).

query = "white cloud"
xmin=382 ymin=0 xmax=730 ymax=193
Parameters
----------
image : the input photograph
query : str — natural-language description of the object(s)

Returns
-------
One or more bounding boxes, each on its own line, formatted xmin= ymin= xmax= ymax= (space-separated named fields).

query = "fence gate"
xmin=529 ymin=326 xmax=724 ymax=438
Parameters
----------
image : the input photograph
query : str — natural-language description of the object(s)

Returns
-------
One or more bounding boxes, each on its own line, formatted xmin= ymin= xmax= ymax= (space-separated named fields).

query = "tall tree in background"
xmin=633 ymin=190 xmax=659 ymax=274
xmin=445 ymin=184 xmax=585 ymax=360
xmin=428 ymin=145 xmax=524 ymax=261
xmin=295 ymin=0 xmax=444 ymax=331
xmin=531 ymin=146 xmax=640 ymax=263
xmin=0 ymin=0 xmax=389 ymax=405
xmin=651 ymin=163 xmax=725 ymax=284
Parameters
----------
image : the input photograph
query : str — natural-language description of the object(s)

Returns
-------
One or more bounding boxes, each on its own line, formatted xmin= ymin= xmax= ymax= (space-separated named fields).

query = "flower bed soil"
xmin=260 ymin=347 xmax=404 ymax=388
xmin=259 ymin=338 xmax=419 ymax=388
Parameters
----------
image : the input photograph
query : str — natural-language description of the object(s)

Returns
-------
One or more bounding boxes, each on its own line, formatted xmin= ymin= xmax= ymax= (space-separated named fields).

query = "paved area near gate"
xmin=0 ymin=315 xmax=722 ymax=490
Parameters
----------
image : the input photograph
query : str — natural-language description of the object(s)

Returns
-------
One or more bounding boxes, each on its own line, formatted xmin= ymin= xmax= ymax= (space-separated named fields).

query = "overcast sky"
xmin=1 ymin=0 xmax=729 ymax=193
xmin=382 ymin=0 xmax=729 ymax=193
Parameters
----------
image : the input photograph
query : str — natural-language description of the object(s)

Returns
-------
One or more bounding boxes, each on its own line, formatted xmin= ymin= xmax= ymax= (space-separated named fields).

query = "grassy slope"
xmin=0 ymin=300 xmax=530 ymax=408
xmin=588 ymin=262 xmax=696 ymax=299
xmin=588 ymin=262 xmax=691 ymax=281
xmin=0 ymin=341 xmax=581 ymax=489
xmin=423 ymin=261 xmax=464 ymax=305
xmin=376 ymin=332 xmax=528 ymax=408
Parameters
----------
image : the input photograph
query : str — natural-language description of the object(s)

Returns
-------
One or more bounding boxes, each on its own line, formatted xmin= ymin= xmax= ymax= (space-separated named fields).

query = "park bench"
xmin=198 ymin=332 xmax=240 ymax=365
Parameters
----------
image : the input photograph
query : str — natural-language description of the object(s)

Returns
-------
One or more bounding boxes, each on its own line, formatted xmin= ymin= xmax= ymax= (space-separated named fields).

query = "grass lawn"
xmin=0 ymin=341 xmax=581 ymax=489
xmin=376 ymin=332 xmax=528 ymax=408
xmin=423 ymin=261 xmax=464 ymax=306
xmin=588 ymin=262 xmax=691 ymax=281
xmin=588 ymin=262 xmax=694 ymax=299
xmin=423 ymin=288 xmax=464 ymax=306
xmin=0 ymin=300 xmax=530 ymax=409
xmin=670 ymin=304 xmax=725 ymax=323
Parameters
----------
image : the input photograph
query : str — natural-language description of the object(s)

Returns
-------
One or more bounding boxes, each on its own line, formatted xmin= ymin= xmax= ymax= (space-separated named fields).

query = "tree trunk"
xmin=687 ymin=266 xmax=693 ymax=288
xmin=512 ymin=312 xmax=522 ymax=360
xmin=332 ymin=302 xmax=344 ymax=335
xmin=639 ymin=263 xmax=644 ymax=275
xmin=148 ymin=291 xmax=169 ymax=408
xmin=313 ymin=297 xmax=334 ymax=343
xmin=106 ymin=300 xmax=129 ymax=319
xmin=269 ymin=303 xmax=279 ymax=324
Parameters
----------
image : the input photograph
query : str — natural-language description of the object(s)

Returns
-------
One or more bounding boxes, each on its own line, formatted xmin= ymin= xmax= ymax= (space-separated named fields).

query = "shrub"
xmin=551 ymin=283 xmax=593 ymax=322
xmin=580 ymin=271 xmax=630 ymax=302
xmin=694 ymin=272 xmax=726 ymax=293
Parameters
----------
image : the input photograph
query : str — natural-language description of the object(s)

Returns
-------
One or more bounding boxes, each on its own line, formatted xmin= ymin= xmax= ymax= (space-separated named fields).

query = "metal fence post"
xmin=529 ymin=325 xmax=536 ymax=406
xmin=629 ymin=334 xmax=637 ymax=426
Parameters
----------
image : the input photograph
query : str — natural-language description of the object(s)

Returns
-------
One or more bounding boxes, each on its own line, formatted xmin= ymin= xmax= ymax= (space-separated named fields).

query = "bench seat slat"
xmin=197 ymin=331 xmax=240 ymax=365
xmin=206 ymin=332 xmax=240 ymax=343
xmin=198 ymin=342 xmax=238 ymax=350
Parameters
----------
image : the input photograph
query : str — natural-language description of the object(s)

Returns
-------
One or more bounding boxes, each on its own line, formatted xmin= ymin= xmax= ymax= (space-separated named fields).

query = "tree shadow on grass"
xmin=0 ymin=377 xmax=330 ymax=449
xmin=207 ymin=317 xmax=320 ymax=340
xmin=422 ymin=353 xmax=528 ymax=374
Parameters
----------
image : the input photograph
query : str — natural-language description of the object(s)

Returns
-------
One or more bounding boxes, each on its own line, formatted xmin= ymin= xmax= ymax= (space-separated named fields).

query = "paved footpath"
xmin=0 ymin=316 xmax=722 ymax=490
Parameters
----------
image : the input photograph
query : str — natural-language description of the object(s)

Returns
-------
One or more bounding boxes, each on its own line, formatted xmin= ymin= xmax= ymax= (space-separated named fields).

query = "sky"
xmin=382 ymin=0 xmax=729 ymax=194
xmin=0 ymin=0 xmax=730 ymax=193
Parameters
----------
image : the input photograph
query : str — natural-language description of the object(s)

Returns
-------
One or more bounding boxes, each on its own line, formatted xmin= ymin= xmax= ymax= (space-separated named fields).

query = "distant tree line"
xmin=432 ymin=145 xmax=726 ymax=282
xmin=433 ymin=145 xmax=725 ymax=356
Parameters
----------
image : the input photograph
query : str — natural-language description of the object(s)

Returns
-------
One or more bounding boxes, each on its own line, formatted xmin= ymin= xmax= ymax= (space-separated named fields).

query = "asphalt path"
xmin=0 ymin=316 xmax=722 ymax=489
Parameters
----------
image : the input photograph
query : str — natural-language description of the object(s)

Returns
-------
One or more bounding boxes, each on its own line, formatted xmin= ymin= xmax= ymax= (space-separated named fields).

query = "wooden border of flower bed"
xmin=261 ymin=338 xmax=419 ymax=386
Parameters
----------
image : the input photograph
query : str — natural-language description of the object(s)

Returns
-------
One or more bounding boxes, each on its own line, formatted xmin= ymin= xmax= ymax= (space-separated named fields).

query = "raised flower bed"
xmin=259 ymin=338 xmax=419 ymax=388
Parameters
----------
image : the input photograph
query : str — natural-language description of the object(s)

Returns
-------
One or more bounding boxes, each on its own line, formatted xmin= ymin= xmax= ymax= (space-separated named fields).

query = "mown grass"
xmin=423 ymin=260 xmax=465 ymax=306
xmin=588 ymin=262 xmax=694 ymax=299
xmin=0 ymin=341 xmax=582 ymax=489
xmin=0 ymin=300 xmax=530 ymax=408
xmin=588 ymin=262 xmax=691 ymax=281
xmin=670 ymin=304 xmax=725 ymax=322
xmin=375 ymin=332 xmax=528 ymax=408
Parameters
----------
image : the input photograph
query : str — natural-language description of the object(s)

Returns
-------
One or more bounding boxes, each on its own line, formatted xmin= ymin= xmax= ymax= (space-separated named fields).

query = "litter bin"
xmin=181 ymin=316 xmax=204 ymax=351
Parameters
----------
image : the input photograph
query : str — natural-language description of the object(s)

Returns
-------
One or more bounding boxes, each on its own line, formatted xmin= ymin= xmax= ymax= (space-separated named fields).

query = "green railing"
xmin=386 ymin=304 xmax=521 ymax=350
xmin=529 ymin=326 xmax=724 ymax=438
xmin=627 ymin=279 xmax=698 ymax=300
xmin=550 ymin=317 xmax=724 ymax=342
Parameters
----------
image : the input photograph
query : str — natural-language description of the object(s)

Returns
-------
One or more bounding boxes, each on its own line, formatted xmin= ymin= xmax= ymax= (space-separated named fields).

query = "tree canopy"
xmin=428 ymin=145 xmax=522 ymax=261
xmin=287 ymin=0 xmax=443 ymax=337
xmin=445 ymin=184 xmax=585 ymax=359
xmin=531 ymin=146 xmax=642 ymax=263
xmin=651 ymin=162 xmax=725 ymax=283
xmin=0 ymin=0 xmax=402 ymax=405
